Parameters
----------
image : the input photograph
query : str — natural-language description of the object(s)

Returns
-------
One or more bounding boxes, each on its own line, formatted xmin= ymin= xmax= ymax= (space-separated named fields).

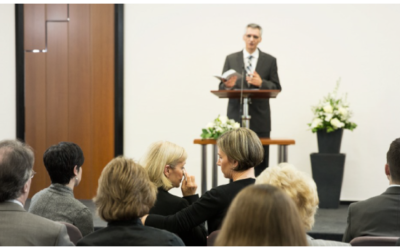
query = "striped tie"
xmin=246 ymin=55 xmax=253 ymax=74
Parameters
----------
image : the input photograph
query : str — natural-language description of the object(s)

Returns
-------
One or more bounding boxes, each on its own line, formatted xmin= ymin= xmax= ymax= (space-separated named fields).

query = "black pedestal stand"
xmin=310 ymin=153 xmax=345 ymax=209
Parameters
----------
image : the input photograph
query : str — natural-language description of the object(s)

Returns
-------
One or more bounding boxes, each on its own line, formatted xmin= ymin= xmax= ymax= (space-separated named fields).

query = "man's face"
xmin=243 ymin=27 xmax=262 ymax=53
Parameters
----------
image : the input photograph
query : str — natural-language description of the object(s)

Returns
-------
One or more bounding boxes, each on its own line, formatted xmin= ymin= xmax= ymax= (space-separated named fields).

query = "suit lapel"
xmin=236 ymin=50 xmax=244 ymax=72
xmin=255 ymin=48 xmax=266 ymax=75
xmin=235 ymin=51 xmax=248 ymax=88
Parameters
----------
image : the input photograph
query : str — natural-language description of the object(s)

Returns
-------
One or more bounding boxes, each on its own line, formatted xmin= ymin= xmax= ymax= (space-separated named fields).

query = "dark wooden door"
xmin=23 ymin=4 xmax=115 ymax=199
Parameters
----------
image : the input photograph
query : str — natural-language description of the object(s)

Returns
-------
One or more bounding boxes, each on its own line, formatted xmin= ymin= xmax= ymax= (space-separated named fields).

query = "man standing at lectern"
xmin=219 ymin=23 xmax=281 ymax=176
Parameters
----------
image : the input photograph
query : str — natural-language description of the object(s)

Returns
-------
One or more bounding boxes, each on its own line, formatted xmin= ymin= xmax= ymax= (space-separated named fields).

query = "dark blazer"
xmin=77 ymin=218 xmax=184 ymax=246
xmin=150 ymin=187 xmax=195 ymax=216
xmin=343 ymin=186 xmax=400 ymax=242
xmin=219 ymin=49 xmax=281 ymax=134
xmin=146 ymin=178 xmax=255 ymax=239
xmin=149 ymin=187 xmax=207 ymax=246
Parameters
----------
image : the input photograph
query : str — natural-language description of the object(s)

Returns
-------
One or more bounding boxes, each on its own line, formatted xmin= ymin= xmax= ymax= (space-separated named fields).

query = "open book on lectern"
xmin=214 ymin=69 xmax=242 ymax=81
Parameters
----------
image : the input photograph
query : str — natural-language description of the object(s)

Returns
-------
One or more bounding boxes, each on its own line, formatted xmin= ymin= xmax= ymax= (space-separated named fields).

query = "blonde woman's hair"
xmin=215 ymin=184 xmax=307 ymax=246
xmin=256 ymin=163 xmax=319 ymax=231
xmin=141 ymin=141 xmax=187 ymax=190
xmin=94 ymin=156 xmax=157 ymax=222
xmin=217 ymin=128 xmax=263 ymax=171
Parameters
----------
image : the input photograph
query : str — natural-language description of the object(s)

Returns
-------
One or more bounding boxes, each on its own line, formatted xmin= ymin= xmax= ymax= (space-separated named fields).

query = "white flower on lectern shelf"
xmin=219 ymin=116 xmax=228 ymax=124
xmin=201 ymin=115 xmax=241 ymax=139
xmin=308 ymin=78 xmax=357 ymax=133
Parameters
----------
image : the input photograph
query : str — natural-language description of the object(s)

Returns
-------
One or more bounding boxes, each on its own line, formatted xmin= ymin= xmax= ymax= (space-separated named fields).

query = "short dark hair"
xmin=217 ymin=128 xmax=264 ymax=171
xmin=387 ymin=138 xmax=400 ymax=182
xmin=0 ymin=140 xmax=34 ymax=202
xmin=43 ymin=142 xmax=84 ymax=185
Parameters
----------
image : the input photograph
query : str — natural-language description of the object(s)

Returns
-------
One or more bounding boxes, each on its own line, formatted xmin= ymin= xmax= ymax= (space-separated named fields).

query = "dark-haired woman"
xmin=142 ymin=127 xmax=264 ymax=242
xmin=29 ymin=142 xmax=93 ymax=236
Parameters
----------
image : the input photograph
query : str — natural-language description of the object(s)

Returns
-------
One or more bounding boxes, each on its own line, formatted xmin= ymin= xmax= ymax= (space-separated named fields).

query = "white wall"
xmin=0 ymin=4 xmax=16 ymax=141
xmin=1 ymin=4 xmax=399 ymax=201
xmin=125 ymin=4 xmax=400 ymax=200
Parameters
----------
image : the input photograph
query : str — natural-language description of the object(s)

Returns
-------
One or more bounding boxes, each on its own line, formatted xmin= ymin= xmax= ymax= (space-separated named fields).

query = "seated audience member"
xmin=342 ymin=138 xmax=400 ymax=242
xmin=215 ymin=184 xmax=307 ymax=246
xmin=256 ymin=163 xmax=349 ymax=246
xmin=142 ymin=128 xmax=264 ymax=241
xmin=29 ymin=142 xmax=93 ymax=236
xmin=142 ymin=141 xmax=207 ymax=245
xmin=0 ymin=140 xmax=73 ymax=246
xmin=77 ymin=156 xmax=184 ymax=246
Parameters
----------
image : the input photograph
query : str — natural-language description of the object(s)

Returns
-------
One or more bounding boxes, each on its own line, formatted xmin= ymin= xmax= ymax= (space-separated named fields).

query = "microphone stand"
xmin=240 ymin=66 xmax=244 ymax=105
xmin=241 ymin=66 xmax=250 ymax=129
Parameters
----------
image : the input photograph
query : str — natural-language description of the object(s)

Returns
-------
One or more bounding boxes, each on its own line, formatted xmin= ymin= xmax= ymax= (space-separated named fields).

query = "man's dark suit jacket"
xmin=149 ymin=187 xmax=207 ymax=246
xmin=343 ymin=186 xmax=400 ymax=242
xmin=218 ymin=49 xmax=281 ymax=134
xmin=77 ymin=218 xmax=184 ymax=246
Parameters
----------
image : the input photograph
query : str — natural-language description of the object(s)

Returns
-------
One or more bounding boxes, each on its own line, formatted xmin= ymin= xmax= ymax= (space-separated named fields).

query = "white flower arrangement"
xmin=201 ymin=115 xmax=240 ymax=139
xmin=308 ymin=79 xmax=357 ymax=133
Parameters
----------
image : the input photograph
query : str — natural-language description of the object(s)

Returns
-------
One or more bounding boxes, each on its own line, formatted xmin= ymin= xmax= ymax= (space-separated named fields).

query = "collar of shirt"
xmin=6 ymin=199 xmax=24 ymax=208
xmin=243 ymin=48 xmax=259 ymax=60
xmin=389 ymin=184 xmax=400 ymax=188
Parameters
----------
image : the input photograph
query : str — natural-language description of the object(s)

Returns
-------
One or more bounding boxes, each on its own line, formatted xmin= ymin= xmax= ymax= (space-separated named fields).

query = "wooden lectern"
xmin=193 ymin=89 xmax=296 ymax=194
xmin=211 ymin=89 xmax=280 ymax=128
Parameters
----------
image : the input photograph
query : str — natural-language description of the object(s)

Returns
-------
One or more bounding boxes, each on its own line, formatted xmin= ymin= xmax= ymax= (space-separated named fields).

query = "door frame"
xmin=15 ymin=4 xmax=124 ymax=156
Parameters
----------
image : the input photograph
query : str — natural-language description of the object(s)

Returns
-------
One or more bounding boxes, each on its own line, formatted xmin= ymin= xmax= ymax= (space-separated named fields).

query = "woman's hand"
xmin=181 ymin=173 xmax=197 ymax=196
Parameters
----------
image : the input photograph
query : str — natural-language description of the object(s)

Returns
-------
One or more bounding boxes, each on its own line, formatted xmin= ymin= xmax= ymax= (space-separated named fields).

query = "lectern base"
xmin=310 ymin=153 xmax=345 ymax=209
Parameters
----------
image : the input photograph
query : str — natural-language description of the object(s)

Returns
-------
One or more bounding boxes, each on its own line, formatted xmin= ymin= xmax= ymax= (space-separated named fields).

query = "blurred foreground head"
xmin=215 ymin=184 xmax=307 ymax=246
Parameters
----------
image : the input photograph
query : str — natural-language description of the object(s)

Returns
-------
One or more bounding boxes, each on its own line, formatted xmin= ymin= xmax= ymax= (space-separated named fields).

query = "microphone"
xmin=240 ymin=65 xmax=245 ymax=105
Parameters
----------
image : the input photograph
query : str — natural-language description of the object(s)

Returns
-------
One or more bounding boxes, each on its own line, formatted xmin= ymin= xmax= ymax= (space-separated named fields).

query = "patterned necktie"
xmin=246 ymin=55 xmax=253 ymax=74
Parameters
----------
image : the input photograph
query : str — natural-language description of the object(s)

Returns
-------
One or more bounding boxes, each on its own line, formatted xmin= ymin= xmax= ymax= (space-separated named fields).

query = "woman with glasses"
xmin=141 ymin=141 xmax=206 ymax=245
xmin=29 ymin=142 xmax=93 ymax=237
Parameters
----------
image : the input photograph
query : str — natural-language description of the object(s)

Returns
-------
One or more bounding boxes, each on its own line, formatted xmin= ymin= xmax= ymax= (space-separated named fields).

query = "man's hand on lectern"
xmin=223 ymin=76 xmax=237 ymax=89
xmin=247 ymin=71 xmax=262 ymax=87
xmin=181 ymin=173 xmax=197 ymax=196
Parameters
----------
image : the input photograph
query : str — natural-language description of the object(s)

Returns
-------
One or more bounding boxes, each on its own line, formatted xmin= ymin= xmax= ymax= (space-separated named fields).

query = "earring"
xmin=75 ymin=177 xmax=78 ymax=181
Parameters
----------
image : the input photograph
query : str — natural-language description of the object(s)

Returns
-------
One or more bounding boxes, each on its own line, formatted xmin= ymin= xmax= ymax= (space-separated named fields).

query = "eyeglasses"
xmin=30 ymin=170 xmax=37 ymax=179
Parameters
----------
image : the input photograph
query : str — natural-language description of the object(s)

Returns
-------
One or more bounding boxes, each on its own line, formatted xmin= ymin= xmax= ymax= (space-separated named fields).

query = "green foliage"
xmin=200 ymin=115 xmax=240 ymax=139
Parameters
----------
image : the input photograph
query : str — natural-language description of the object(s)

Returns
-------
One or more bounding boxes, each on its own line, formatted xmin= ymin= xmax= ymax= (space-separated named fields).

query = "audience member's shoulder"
xmin=309 ymin=239 xmax=350 ymax=246
xmin=146 ymin=226 xmax=185 ymax=246
xmin=350 ymin=191 xmax=387 ymax=209
xmin=31 ymin=187 xmax=49 ymax=200
xmin=218 ymin=178 xmax=254 ymax=190
xmin=71 ymin=197 xmax=91 ymax=210
xmin=26 ymin=212 xmax=65 ymax=230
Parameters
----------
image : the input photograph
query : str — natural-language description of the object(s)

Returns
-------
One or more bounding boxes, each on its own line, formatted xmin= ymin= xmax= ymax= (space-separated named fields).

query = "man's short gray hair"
xmin=0 ymin=140 xmax=34 ymax=202
xmin=245 ymin=23 xmax=263 ymax=37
